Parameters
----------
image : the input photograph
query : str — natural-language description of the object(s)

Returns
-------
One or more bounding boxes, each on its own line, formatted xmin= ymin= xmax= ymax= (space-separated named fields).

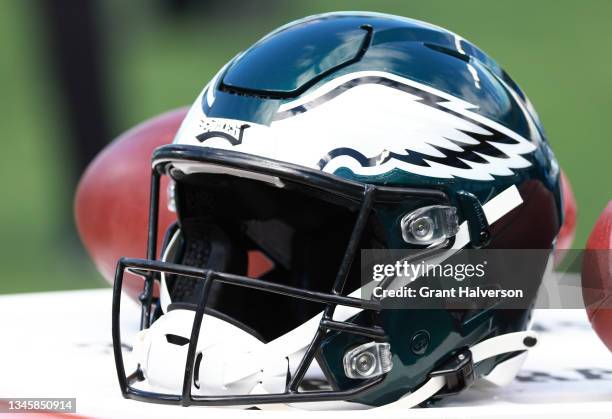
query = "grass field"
xmin=0 ymin=0 xmax=610 ymax=294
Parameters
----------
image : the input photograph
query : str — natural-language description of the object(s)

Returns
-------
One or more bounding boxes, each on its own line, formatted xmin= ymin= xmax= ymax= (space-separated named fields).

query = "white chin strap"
xmin=133 ymin=309 xmax=292 ymax=396
xmin=132 ymin=305 xmax=362 ymax=398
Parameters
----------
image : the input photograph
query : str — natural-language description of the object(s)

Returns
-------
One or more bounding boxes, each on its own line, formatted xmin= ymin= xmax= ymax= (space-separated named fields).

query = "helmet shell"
xmin=167 ymin=12 xmax=563 ymax=406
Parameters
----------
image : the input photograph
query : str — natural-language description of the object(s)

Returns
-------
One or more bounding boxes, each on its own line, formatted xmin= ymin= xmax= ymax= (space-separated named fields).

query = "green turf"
xmin=0 ymin=0 xmax=610 ymax=294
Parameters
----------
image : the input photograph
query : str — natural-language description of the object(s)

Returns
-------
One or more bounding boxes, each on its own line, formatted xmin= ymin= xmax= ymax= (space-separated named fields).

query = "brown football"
xmin=553 ymin=170 xmax=577 ymax=267
xmin=74 ymin=108 xmax=186 ymax=299
xmin=582 ymin=201 xmax=612 ymax=352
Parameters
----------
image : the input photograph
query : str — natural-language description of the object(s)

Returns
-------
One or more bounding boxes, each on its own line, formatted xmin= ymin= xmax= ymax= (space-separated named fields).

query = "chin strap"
xmin=378 ymin=330 xmax=538 ymax=410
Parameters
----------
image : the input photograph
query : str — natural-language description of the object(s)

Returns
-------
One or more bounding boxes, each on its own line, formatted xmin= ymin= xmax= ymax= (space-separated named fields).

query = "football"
xmin=74 ymin=108 xmax=186 ymax=299
xmin=582 ymin=201 xmax=612 ymax=351
xmin=554 ymin=170 xmax=577 ymax=267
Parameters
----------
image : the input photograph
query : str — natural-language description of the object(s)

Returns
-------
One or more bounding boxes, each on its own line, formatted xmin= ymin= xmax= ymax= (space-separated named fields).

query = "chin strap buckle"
xmin=428 ymin=349 xmax=475 ymax=397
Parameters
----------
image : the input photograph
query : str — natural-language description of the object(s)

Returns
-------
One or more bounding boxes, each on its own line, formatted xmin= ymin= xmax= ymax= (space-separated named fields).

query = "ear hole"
xmin=165 ymin=334 xmax=190 ymax=346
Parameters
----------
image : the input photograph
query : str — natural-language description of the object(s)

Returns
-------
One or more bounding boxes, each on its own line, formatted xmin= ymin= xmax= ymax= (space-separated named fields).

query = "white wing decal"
xmin=176 ymin=71 xmax=538 ymax=181
xmin=272 ymin=72 xmax=538 ymax=181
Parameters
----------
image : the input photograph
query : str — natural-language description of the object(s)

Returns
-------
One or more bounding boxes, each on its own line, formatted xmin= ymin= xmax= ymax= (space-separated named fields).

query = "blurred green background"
xmin=0 ymin=0 xmax=610 ymax=294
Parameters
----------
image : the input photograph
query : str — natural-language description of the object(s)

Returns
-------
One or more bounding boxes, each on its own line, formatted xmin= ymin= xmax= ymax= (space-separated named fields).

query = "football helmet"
xmin=111 ymin=12 xmax=563 ymax=409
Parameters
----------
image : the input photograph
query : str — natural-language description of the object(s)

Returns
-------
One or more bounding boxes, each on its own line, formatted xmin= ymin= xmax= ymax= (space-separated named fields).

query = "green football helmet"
xmin=112 ymin=12 xmax=562 ymax=409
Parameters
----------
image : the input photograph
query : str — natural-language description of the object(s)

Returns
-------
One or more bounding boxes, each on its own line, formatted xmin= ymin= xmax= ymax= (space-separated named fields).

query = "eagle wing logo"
xmin=180 ymin=71 xmax=539 ymax=182
xmin=272 ymin=72 xmax=539 ymax=181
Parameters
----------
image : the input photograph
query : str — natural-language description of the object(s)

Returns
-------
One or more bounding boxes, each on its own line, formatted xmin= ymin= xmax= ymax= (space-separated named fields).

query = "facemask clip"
xmin=343 ymin=342 xmax=393 ymax=379
xmin=401 ymin=205 xmax=459 ymax=245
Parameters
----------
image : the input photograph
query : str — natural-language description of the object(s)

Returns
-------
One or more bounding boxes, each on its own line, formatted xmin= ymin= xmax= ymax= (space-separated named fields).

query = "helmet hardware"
xmin=343 ymin=342 xmax=393 ymax=379
xmin=457 ymin=191 xmax=491 ymax=248
xmin=429 ymin=349 xmax=475 ymax=396
xmin=401 ymin=205 xmax=459 ymax=245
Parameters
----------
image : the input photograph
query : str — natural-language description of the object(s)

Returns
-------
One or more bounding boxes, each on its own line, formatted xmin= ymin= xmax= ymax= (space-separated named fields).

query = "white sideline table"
xmin=0 ymin=289 xmax=610 ymax=418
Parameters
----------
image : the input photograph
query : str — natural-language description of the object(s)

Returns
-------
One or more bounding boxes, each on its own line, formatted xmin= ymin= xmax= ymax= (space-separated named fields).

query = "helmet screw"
xmin=410 ymin=330 xmax=431 ymax=355
xmin=170 ymin=168 xmax=185 ymax=179
xmin=353 ymin=352 xmax=377 ymax=377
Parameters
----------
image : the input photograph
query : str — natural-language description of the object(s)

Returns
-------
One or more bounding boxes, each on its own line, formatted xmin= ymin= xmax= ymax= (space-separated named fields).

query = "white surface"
xmin=0 ymin=289 xmax=611 ymax=418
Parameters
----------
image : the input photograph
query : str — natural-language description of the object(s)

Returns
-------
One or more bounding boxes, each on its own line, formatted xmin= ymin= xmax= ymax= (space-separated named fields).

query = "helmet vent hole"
xmin=193 ymin=352 xmax=203 ymax=389
xmin=165 ymin=334 xmax=190 ymax=346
